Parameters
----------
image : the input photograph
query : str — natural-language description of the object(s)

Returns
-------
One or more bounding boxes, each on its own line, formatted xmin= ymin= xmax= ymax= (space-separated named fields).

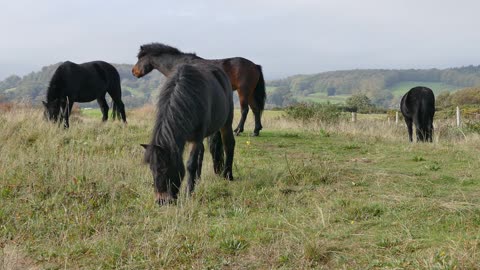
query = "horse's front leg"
xmin=220 ymin=126 xmax=235 ymax=180
xmin=64 ymin=101 xmax=74 ymax=128
xmin=186 ymin=141 xmax=204 ymax=194
xmin=97 ymin=97 xmax=109 ymax=122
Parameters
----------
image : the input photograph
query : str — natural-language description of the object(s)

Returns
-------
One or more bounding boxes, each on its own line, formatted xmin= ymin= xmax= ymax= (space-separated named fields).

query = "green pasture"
xmin=296 ymin=93 xmax=350 ymax=104
xmin=1 ymin=108 xmax=480 ymax=269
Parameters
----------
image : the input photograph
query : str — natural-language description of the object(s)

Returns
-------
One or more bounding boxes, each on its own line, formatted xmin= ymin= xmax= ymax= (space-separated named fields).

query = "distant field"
xmin=123 ymin=86 xmax=146 ymax=98
xmin=3 ymin=87 xmax=16 ymax=93
xmin=295 ymin=93 xmax=350 ymax=104
xmin=387 ymin=81 xmax=460 ymax=97
xmin=266 ymin=86 xmax=277 ymax=93
xmin=296 ymin=81 xmax=461 ymax=104
xmin=80 ymin=108 xmax=103 ymax=118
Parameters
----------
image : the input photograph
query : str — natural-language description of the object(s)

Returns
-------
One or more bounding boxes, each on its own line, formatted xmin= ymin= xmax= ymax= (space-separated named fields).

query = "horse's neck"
xmin=152 ymin=55 xmax=198 ymax=77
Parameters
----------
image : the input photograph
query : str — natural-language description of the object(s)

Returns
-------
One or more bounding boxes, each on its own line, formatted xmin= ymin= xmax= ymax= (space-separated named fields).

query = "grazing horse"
xmin=400 ymin=86 xmax=435 ymax=142
xmin=131 ymin=42 xmax=266 ymax=136
xmin=42 ymin=61 xmax=127 ymax=128
xmin=134 ymin=47 xmax=235 ymax=205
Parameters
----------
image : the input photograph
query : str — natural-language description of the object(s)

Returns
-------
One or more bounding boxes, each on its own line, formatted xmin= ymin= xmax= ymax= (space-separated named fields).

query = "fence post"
xmin=395 ymin=111 xmax=399 ymax=125
xmin=351 ymin=112 xmax=357 ymax=122
xmin=456 ymin=106 xmax=461 ymax=127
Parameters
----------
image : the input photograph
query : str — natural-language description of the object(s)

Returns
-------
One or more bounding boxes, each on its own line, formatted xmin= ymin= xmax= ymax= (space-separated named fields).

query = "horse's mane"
xmin=144 ymin=64 xmax=208 ymax=169
xmin=137 ymin=43 xmax=199 ymax=59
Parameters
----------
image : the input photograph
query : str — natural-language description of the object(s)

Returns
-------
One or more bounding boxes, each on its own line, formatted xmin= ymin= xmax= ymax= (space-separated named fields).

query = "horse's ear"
xmin=140 ymin=143 xmax=149 ymax=149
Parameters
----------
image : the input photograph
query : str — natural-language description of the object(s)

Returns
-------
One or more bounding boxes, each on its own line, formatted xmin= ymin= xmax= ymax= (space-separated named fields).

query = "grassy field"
xmin=1 ymin=106 xmax=480 ymax=269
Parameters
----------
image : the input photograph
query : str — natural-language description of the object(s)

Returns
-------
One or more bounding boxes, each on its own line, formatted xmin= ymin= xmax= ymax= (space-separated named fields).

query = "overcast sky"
xmin=1 ymin=0 xmax=480 ymax=80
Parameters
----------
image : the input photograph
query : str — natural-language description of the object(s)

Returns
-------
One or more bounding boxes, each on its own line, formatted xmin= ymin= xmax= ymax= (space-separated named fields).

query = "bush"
xmin=345 ymin=94 xmax=372 ymax=112
xmin=284 ymin=102 xmax=342 ymax=123
xmin=465 ymin=121 xmax=480 ymax=134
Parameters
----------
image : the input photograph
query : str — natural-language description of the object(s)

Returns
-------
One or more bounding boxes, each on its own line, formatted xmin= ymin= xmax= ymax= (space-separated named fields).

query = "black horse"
xmin=400 ymin=86 xmax=435 ymax=142
xmin=131 ymin=42 xmax=266 ymax=136
xmin=42 ymin=61 xmax=127 ymax=128
xmin=134 ymin=46 xmax=235 ymax=205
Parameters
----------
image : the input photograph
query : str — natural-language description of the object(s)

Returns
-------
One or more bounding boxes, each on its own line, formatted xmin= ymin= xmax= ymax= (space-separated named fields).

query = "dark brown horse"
xmin=131 ymin=43 xmax=266 ymax=136
xmin=133 ymin=44 xmax=236 ymax=205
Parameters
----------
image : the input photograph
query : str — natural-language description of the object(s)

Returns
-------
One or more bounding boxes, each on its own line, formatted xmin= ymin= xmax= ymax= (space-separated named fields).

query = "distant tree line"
xmin=3 ymin=63 xmax=480 ymax=109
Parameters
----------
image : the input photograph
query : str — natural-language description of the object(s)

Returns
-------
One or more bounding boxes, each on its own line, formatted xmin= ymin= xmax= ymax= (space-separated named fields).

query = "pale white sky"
xmin=1 ymin=0 xmax=480 ymax=80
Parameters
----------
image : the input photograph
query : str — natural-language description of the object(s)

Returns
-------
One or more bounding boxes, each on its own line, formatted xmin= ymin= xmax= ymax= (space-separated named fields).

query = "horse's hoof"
xmin=155 ymin=192 xmax=175 ymax=206
xmin=223 ymin=171 xmax=234 ymax=181
xmin=251 ymin=132 xmax=259 ymax=137
xmin=234 ymin=128 xmax=243 ymax=136
xmin=156 ymin=198 xmax=175 ymax=206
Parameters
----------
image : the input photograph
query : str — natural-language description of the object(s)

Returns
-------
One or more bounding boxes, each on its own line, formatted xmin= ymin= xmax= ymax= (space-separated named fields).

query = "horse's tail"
xmin=208 ymin=131 xmax=224 ymax=175
xmin=254 ymin=65 xmax=266 ymax=112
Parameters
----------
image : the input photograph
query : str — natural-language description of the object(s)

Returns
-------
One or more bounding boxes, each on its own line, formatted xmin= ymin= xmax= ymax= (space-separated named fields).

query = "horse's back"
xmin=169 ymin=63 xmax=233 ymax=138
xmin=211 ymin=57 xmax=259 ymax=89
xmin=50 ymin=61 xmax=119 ymax=102
xmin=401 ymin=86 xmax=435 ymax=118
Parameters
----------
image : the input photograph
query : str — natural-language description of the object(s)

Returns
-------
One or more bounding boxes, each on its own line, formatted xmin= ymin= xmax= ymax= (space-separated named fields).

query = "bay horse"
xmin=134 ymin=46 xmax=235 ymax=205
xmin=400 ymin=86 xmax=435 ymax=142
xmin=42 ymin=61 xmax=127 ymax=128
xmin=132 ymin=43 xmax=266 ymax=136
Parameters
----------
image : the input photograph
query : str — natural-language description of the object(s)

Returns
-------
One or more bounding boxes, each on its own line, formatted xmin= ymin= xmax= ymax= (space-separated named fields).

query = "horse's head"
xmin=42 ymin=99 xmax=62 ymax=122
xmin=132 ymin=46 xmax=154 ymax=78
xmin=141 ymin=143 xmax=181 ymax=205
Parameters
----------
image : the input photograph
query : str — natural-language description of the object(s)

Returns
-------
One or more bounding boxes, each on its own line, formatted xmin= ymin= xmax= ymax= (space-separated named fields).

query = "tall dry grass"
xmin=1 ymin=105 xmax=480 ymax=269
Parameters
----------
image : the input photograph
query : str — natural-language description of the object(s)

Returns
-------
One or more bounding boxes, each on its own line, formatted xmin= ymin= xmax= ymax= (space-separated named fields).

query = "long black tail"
xmin=208 ymin=131 xmax=224 ymax=175
xmin=254 ymin=65 xmax=266 ymax=112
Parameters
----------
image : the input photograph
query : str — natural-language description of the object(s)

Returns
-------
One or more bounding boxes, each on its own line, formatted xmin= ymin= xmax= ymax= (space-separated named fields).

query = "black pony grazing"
xmin=134 ymin=46 xmax=235 ymax=205
xmin=132 ymin=42 xmax=266 ymax=136
xmin=400 ymin=86 xmax=435 ymax=142
xmin=42 ymin=61 xmax=127 ymax=128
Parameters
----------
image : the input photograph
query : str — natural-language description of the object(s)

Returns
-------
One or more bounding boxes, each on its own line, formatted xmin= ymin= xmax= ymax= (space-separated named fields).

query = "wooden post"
xmin=456 ymin=106 xmax=461 ymax=127
xmin=395 ymin=111 xmax=399 ymax=125
xmin=351 ymin=112 xmax=357 ymax=122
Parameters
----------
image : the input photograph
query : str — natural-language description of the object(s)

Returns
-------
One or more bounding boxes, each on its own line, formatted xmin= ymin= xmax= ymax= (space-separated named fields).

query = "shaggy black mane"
xmin=137 ymin=43 xmax=197 ymax=58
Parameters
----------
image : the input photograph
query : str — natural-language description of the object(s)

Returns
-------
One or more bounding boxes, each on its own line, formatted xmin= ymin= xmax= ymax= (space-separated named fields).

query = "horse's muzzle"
xmin=132 ymin=67 xmax=143 ymax=78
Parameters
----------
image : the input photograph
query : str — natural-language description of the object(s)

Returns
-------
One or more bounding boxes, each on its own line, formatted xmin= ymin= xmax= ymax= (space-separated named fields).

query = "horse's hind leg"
xmin=220 ymin=126 xmax=235 ymax=180
xmin=248 ymin=95 xmax=263 ymax=136
xmin=97 ymin=97 xmax=109 ymax=122
xmin=186 ymin=141 xmax=204 ymax=194
xmin=110 ymin=96 xmax=127 ymax=123
xmin=416 ymin=126 xmax=427 ymax=142
xmin=234 ymin=90 xmax=249 ymax=136
xmin=208 ymin=131 xmax=224 ymax=175
xmin=111 ymin=101 xmax=117 ymax=120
